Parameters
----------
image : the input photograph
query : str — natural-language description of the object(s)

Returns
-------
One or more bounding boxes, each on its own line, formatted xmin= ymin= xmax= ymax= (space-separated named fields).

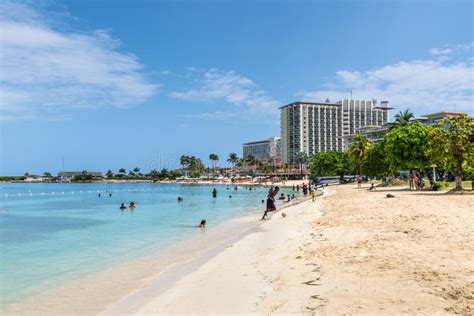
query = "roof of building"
xmin=279 ymin=100 xmax=393 ymax=110
xmin=242 ymin=140 xmax=270 ymax=145
xmin=422 ymin=111 xmax=467 ymax=118
xmin=279 ymin=101 xmax=340 ymax=109
xmin=373 ymin=106 xmax=393 ymax=110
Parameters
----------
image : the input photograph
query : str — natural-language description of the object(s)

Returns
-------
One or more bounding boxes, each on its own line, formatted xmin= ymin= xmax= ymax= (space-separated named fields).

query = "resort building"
xmin=422 ymin=112 xmax=467 ymax=126
xmin=341 ymin=111 xmax=468 ymax=150
xmin=58 ymin=171 xmax=103 ymax=182
xmin=242 ymin=137 xmax=281 ymax=162
xmin=280 ymin=99 xmax=391 ymax=163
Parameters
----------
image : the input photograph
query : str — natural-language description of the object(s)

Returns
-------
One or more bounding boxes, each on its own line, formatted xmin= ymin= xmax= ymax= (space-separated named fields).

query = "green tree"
xmin=427 ymin=115 xmax=474 ymax=191
xmin=148 ymin=169 xmax=159 ymax=178
xmin=362 ymin=140 xmax=389 ymax=178
xmin=209 ymin=153 xmax=219 ymax=171
xmin=394 ymin=109 xmax=415 ymax=126
xmin=43 ymin=172 xmax=52 ymax=177
xmin=106 ymin=170 xmax=114 ymax=178
xmin=349 ymin=134 xmax=370 ymax=175
xmin=118 ymin=168 xmax=126 ymax=174
xmin=180 ymin=155 xmax=191 ymax=176
xmin=385 ymin=122 xmax=429 ymax=172
xmin=310 ymin=151 xmax=355 ymax=180
xmin=227 ymin=153 xmax=239 ymax=168
xmin=188 ymin=156 xmax=205 ymax=177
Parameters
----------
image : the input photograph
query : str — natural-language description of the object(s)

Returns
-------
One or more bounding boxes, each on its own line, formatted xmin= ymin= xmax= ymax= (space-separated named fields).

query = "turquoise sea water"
xmin=0 ymin=183 xmax=289 ymax=306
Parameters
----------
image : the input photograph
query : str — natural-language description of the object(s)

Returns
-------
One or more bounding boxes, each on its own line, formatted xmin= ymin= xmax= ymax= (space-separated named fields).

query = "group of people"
xmin=408 ymin=172 xmax=425 ymax=191
xmin=292 ymin=183 xmax=314 ymax=196
xmin=119 ymin=201 xmax=136 ymax=210
xmin=98 ymin=192 xmax=112 ymax=197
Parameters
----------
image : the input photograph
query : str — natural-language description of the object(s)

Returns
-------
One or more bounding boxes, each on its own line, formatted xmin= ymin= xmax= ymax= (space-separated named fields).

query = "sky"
xmin=1 ymin=0 xmax=473 ymax=175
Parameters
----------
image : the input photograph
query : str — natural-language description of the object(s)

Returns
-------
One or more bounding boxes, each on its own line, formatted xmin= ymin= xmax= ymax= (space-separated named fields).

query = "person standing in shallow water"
xmin=212 ymin=188 xmax=217 ymax=198
xmin=261 ymin=186 xmax=279 ymax=220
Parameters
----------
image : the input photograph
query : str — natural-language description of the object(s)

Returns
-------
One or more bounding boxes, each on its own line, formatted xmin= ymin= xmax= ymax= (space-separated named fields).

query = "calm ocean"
xmin=0 ymin=182 xmax=291 ymax=306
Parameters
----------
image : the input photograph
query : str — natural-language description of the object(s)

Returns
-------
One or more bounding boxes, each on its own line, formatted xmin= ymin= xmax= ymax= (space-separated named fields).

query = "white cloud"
xmin=169 ymin=68 xmax=279 ymax=118
xmin=429 ymin=47 xmax=453 ymax=56
xmin=0 ymin=1 xmax=157 ymax=121
xmin=298 ymin=44 xmax=474 ymax=117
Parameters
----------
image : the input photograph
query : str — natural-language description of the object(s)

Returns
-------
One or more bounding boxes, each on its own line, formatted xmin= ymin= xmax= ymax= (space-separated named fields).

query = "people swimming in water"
xmin=129 ymin=201 xmax=136 ymax=209
xmin=120 ymin=203 xmax=127 ymax=210
xmin=109 ymin=193 xmax=112 ymax=197
xmin=278 ymin=193 xmax=286 ymax=200
xmin=199 ymin=219 xmax=206 ymax=228
xmin=177 ymin=196 xmax=184 ymax=202
xmin=98 ymin=193 xmax=101 ymax=197
xmin=212 ymin=188 xmax=217 ymax=198
xmin=229 ymin=195 xmax=232 ymax=198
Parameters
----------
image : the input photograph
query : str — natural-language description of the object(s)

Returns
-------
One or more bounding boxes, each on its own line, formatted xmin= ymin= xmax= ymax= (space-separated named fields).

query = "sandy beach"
xmin=3 ymin=184 xmax=472 ymax=315
xmin=111 ymin=184 xmax=473 ymax=315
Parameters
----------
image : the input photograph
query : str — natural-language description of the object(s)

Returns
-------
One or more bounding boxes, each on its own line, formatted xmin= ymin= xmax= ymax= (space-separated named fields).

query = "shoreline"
xmin=111 ymin=184 xmax=472 ymax=315
xmin=4 ymin=183 xmax=470 ymax=314
xmin=1 ymin=189 xmax=314 ymax=315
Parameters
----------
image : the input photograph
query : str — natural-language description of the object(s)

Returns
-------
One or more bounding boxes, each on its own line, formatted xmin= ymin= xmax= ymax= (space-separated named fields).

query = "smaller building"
xmin=58 ymin=171 xmax=103 ymax=182
xmin=243 ymin=137 xmax=281 ymax=162
xmin=342 ymin=125 xmax=390 ymax=150
xmin=422 ymin=112 xmax=467 ymax=126
xmin=24 ymin=175 xmax=50 ymax=182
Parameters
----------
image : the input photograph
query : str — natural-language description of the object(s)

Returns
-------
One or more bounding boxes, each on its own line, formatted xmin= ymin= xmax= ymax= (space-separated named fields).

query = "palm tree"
xmin=244 ymin=155 xmax=257 ymax=166
xmin=133 ymin=167 xmax=140 ymax=173
xmin=295 ymin=152 xmax=308 ymax=176
xmin=118 ymin=168 xmax=126 ymax=174
xmin=227 ymin=153 xmax=239 ymax=168
xmin=394 ymin=109 xmax=414 ymax=126
xmin=209 ymin=154 xmax=219 ymax=172
xmin=349 ymin=134 xmax=370 ymax=175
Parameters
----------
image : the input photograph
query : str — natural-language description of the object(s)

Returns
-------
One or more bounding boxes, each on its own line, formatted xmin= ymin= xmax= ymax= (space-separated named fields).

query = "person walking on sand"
xmin=357 ymin=176 xmax=362 ymax=188
xmin=261 ymin=186 xmax=279 ymax=220
xmin=413 ymin=174 xmax=419 ymax=190
xmin=408 ymin=172 xmax=414 ymax=190
xmin=311 ymin=190 xmax=316 ymax=202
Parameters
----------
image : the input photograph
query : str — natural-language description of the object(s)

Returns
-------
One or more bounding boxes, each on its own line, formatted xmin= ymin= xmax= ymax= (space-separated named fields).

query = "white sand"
xmin=113 ymin=185 xmax=473 ymax=315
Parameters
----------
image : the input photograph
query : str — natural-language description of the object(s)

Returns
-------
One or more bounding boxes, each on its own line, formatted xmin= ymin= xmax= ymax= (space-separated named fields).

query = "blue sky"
xmin=1 ymin=0 xmax=473 ymax=175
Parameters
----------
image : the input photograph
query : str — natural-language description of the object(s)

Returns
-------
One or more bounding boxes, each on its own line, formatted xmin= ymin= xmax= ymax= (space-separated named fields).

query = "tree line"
xmin=309 ymin=112 xmax=473 ymax=191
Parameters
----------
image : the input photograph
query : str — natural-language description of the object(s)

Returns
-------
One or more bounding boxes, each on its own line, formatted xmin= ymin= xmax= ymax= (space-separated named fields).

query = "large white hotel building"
xmin=280 ymin=99 xmax=391 ymax=163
